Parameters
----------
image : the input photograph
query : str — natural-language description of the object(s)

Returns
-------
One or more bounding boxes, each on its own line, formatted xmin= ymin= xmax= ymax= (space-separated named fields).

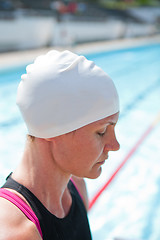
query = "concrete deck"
xmin=0 ymin=34 xmax=160 ymax=69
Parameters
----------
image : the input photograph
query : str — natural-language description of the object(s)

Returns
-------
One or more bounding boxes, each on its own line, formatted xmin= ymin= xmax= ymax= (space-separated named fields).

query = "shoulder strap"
xmin=0 ymin=188 xmax=43 ymax=239
xmin=70 ymin=178 xmax=83 ymax=201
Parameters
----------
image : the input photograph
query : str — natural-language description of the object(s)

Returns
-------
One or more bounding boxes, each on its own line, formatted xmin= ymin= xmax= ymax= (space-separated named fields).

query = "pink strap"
xmin=70 ymin=178 xmax=83 ymax=201
xmin=0 ymin=188 xmax=43 ymax=239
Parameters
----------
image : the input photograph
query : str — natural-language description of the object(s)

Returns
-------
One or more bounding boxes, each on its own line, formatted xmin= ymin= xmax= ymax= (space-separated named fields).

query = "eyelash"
xmin=97 ymin=131 xmax=106 ymax=137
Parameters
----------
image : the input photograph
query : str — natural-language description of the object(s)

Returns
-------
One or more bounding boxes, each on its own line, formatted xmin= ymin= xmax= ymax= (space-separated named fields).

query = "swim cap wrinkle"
xmin=16 ymin=50 xmax=119 ymax=138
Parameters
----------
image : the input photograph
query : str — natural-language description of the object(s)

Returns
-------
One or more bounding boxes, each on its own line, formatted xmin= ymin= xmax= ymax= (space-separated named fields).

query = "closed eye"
xmin=97 ymin=129 xmax=106 ymax=136
xmin=97 ymin=122 xmax=114 ymax=137
xmin=97 ymin=132 xmax=105 ymax=137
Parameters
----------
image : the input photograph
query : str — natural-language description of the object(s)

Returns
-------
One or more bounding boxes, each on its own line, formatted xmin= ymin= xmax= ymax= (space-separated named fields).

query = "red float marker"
xmin=89 ymin=112 xmax=160 ymax=210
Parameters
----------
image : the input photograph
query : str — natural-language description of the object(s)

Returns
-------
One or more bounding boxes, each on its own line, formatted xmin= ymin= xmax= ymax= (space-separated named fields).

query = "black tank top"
xmin=2 ymin=174 xmax=92 ymax=240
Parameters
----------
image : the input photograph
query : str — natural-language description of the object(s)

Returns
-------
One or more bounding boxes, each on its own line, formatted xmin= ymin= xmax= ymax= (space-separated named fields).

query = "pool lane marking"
xmin=89 ymin=111 xmax=160 ymax=211
xmin=120 ymin=79 xmax=160 ymax=119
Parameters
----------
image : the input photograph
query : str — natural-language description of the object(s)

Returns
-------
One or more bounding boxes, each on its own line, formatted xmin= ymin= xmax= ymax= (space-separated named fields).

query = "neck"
xmin=12 ymin=138 xmax=72 ymax=218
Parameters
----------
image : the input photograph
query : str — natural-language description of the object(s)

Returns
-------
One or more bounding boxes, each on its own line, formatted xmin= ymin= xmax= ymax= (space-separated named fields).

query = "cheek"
xmin=75 ymin=138 xmax=103 ymax=164
xmin=53 ymin=134 xmax=104 ymax=176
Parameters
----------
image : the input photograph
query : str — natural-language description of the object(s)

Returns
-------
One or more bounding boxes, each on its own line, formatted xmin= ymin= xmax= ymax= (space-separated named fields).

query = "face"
xmin=49 ymin=112 xmax=120 ymax=179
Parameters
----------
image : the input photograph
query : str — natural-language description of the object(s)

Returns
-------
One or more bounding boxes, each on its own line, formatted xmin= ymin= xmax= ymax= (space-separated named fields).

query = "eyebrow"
xmin=97 ymin=121 xmax=116 ymax=127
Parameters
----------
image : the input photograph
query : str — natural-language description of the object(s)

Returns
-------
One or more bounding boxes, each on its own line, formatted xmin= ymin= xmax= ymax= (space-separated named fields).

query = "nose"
xmin=103 ymin=129 xmax=120 ymax=153
xmin=112 ymin=138 xmax=120 ymax=151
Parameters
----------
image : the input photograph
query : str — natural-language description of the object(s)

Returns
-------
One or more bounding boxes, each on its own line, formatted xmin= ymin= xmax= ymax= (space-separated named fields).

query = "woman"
xmin=0 ymin=50 xmax=120 ymax=240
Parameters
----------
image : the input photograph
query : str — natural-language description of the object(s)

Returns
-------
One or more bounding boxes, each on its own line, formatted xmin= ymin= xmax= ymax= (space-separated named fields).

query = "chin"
xmin=84 ymin=167 xmax=102 ymax=179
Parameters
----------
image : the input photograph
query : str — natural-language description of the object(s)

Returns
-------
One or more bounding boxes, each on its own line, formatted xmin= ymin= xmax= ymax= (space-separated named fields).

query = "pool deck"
xmin=0 ymin=34 xmax=160 ymax=69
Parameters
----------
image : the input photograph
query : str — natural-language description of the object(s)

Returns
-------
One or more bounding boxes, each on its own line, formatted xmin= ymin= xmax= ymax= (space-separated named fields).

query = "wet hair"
xmin=27 ymin=134 xmax=35 ymax=142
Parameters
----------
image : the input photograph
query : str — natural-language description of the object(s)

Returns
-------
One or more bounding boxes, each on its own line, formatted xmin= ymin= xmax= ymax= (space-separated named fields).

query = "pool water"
xmin=0 ymin=43 xmax=160 ymax=240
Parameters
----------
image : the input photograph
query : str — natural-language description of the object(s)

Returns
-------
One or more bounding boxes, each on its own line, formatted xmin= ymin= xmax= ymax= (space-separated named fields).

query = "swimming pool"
xmin=0 ymin=43 xmax=160 ymax=240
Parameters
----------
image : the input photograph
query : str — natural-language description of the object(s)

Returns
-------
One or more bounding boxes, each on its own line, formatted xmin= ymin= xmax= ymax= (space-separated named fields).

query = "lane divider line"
xmin=89 ymin=111 xmax=160 ymax=210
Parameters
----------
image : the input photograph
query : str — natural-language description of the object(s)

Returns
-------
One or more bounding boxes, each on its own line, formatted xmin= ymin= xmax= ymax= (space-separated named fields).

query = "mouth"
xmin=97 ymin=160 xmax=105 ymax=165
xmin=97 ymin=156 xmax=108 ymax=165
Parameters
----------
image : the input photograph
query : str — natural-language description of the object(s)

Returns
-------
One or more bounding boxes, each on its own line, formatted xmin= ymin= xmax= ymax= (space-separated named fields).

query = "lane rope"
xmin=89 ymin=111 xmax=160 ymax=210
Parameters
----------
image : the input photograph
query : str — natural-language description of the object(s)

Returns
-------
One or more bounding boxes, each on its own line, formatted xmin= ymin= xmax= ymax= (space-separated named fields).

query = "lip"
xmin=97 ymin=160 xmax=105 ymax=165
xmin=97 ymin=156 xmax=108 ymax=165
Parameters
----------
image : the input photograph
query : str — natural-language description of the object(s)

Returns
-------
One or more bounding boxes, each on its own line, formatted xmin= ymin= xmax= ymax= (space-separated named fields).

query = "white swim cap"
xmin=16 ymin=50 xmax=119 ymax=138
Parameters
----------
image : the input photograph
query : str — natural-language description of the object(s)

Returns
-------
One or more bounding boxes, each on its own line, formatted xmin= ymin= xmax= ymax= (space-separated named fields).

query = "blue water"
xmin=0 ymin=43 xmax=160 ymax=240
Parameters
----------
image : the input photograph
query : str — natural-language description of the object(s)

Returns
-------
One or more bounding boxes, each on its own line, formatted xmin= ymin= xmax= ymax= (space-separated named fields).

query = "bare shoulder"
xmin=0 ymin=197 xmax=42 ymax=240
xmin=71 ymin=176 xmax=89 ymax=211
